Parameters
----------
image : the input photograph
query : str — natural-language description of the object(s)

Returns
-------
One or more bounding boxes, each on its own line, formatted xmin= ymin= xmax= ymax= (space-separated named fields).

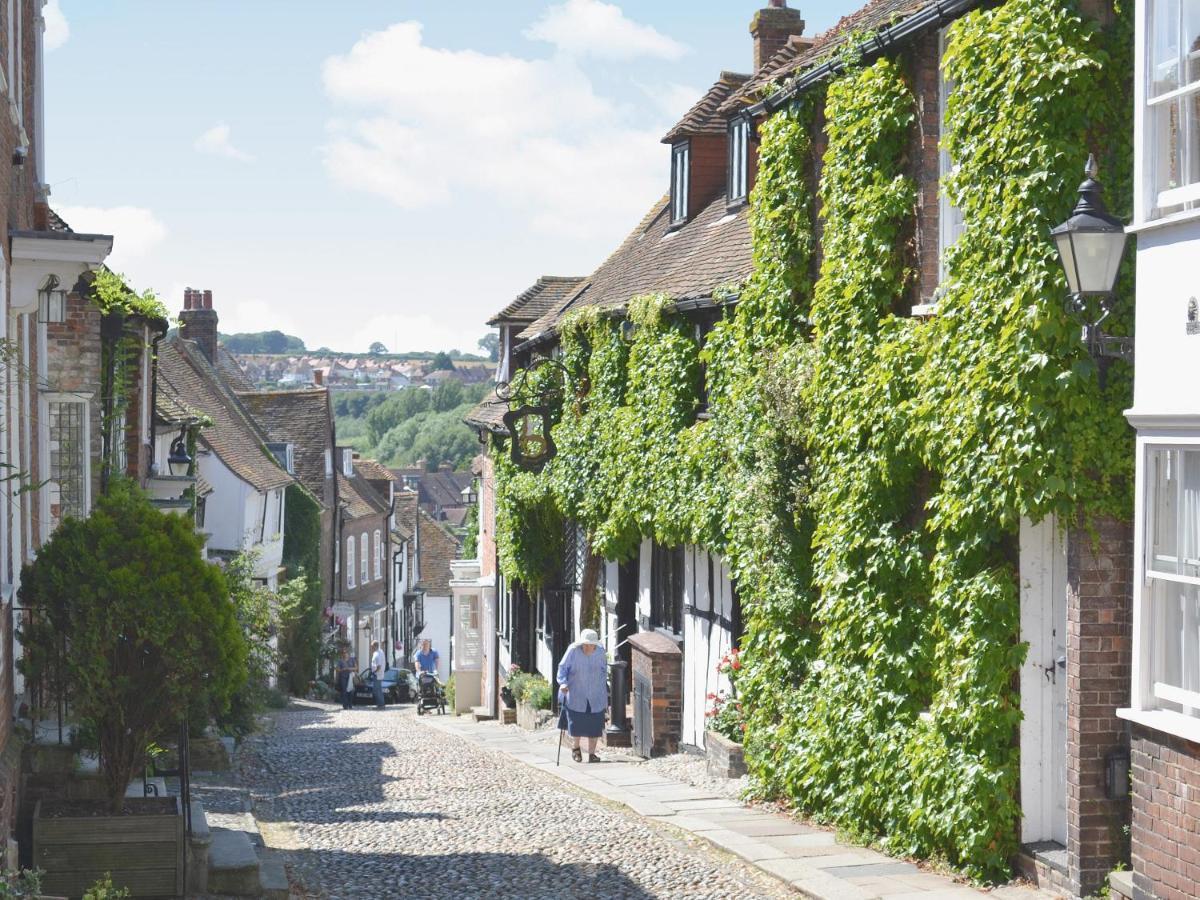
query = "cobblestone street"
xmin=242 ymin=701 xmax=794 ymax=899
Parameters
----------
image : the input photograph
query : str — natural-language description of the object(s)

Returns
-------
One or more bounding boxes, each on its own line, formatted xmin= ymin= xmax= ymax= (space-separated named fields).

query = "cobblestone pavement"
xmin=240 ymin=701 xmax=795 ymax=900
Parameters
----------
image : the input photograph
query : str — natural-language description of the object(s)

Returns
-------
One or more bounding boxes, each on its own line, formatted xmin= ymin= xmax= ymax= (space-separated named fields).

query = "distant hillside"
xmin=220 ymin=331 xmax=306 ymax=354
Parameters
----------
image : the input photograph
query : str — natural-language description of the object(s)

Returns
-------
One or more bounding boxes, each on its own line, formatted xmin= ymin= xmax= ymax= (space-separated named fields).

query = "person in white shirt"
xmin=370 ymin=641 xmax=386 ymax=709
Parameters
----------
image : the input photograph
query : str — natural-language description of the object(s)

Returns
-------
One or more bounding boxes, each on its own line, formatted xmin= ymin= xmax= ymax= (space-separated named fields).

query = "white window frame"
xmin=670 ymin=142 xmax=690 ymax=225
xmin=727 ymin=117 xmax=750 ymax=203
xmin=346 ymin=535 xmax=356 ymax=589
xmin=1135 ymin=0 xmax=1200 ymax=226
xmin=1121 ymin=429 xmax=1200 ymax=744
xmin=360 ymin=532 xmax=369 ymax=585
xmin=937 ymin=28 xmax=965 ymax=286
xmin=39 ymin=392 xmax=92 ymax=541
xmin=373 ymin=529 xmax=382 ymax=580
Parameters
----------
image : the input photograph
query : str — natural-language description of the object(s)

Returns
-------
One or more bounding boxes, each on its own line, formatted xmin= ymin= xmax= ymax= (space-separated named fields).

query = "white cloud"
xmin=525 ymin=0 xmax=686 ymax=61
xmin=55 ymin=205 xmax=167 ymax=271
xmin=194 ymin=123 xmax=254 ymax=162
xmin=639 ymin=81 xmax=704 ymax=121
xmin=348 ymin=311 xmax=487 ymax=356
xmin=320 ymin=21 xmax=666 ymax=239
xmin=43 ymin=0 xmax=69 ymax=51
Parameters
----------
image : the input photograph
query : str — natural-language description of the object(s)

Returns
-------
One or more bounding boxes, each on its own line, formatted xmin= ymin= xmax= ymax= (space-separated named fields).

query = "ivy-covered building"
xmin=476 ymin=0 xmax=1146 ymax=895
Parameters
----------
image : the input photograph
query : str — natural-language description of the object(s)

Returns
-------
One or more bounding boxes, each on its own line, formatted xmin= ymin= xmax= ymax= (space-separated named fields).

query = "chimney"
xmin=751 ymin=1 xmax=806 ymax=73
xmin=179 ymin=286 xmax=219 ymax=364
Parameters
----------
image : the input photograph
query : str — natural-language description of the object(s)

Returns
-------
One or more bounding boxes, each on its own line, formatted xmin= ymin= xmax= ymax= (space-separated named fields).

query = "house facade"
xmin=475 ymin=1 xmax=1142 ymax=896
xmin=334 ymin=448 xmax=389 ymax=667
xmin=1115 ymin=2 xmax=1200 ymax=898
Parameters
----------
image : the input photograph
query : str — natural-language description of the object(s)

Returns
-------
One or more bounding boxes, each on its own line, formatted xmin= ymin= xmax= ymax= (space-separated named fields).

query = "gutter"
xmin=747 ymin=0 xmax=986 ymax=117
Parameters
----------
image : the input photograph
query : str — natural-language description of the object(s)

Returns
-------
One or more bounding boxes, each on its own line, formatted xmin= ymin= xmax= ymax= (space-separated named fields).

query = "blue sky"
xmin=44 ymin=1 xmax=861 ymax=353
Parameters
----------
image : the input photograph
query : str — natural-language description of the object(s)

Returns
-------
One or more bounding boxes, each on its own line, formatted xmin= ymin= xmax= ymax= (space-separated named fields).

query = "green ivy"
xmin=491 ymin=0 xmax=1132 ymax=881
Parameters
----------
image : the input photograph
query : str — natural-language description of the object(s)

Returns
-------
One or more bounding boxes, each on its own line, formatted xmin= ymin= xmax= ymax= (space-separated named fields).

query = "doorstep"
xmin=417 ymin=714 xmax=1058 ymax=900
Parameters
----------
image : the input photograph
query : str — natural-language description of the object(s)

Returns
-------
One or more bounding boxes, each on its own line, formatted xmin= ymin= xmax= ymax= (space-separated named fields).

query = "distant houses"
xmin=231 ymin=351 xmax=494 ymax=392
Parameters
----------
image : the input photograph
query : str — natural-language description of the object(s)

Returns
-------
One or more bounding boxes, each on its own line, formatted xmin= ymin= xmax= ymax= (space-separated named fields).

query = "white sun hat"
xmin=579 ymin=628 xmax=601 ymax=646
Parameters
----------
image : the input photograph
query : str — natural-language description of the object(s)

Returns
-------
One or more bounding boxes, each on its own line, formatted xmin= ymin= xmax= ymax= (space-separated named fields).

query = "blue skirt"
xmin=560 ymin=701 xmax=605 ymax=738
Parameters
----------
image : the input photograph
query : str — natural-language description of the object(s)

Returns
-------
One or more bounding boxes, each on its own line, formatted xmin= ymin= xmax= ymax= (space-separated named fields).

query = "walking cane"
xmin=556 ymin=687 xmax=567 ymax=766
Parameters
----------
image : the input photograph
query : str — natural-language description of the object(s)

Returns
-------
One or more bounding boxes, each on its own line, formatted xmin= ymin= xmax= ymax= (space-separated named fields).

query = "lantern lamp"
xmin=38 ymin=274 xmax=66 ymax=324
xmin=167 ymin=427 xmax=192 ymax=477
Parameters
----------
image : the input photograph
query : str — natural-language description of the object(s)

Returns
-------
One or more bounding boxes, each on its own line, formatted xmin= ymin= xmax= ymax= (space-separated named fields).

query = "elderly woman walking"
xmin=557 ymin=628 xmax=609 ymax=763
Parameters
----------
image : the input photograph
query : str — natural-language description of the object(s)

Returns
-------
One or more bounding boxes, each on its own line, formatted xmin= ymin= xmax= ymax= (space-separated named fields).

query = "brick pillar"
xmin=749 ymin=2 xmax=805 ymax=74
xmin=629 ymin=632 xmax=682 ymax=757
xmin=1130 ymin=727 xmax=1200 ymax=900
xmin=1066 ymin=516 xmax=1133 ymax=897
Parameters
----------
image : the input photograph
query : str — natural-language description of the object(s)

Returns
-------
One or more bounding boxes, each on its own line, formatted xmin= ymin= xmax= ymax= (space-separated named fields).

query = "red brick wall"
xmin=689 ymin=134 xmax=727 ymax=216
xmin=1066 ymin=517 xmax=1134 ymax=897
xmin=630 ymin=632 xmax=682 ymax=757
xmin=1130 ymin=727 xmax=1200 ymax=900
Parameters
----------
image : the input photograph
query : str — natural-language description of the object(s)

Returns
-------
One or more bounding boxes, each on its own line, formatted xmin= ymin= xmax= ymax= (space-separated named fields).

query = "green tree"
xmin=431 ymin=379 xmax=465 ymax=412
xmin=429 ymin=352 xmax=455 ymax=371
xmin=369 ymin=341 xmax=388 ymax=355
xmin=478 ymin=333 xmax=499 ymax=362
xmin=19 ymin=482 xmax=245 ymax=811
xmin=280 ymin=484 xmax=322 ymax=695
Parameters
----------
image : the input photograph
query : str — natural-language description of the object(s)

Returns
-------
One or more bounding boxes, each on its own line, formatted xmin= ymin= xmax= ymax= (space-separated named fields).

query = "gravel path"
xmin=239 ymin=701 xmax=794 ymax=899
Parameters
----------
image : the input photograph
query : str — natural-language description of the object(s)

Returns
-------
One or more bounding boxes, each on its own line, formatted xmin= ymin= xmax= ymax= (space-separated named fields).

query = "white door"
xmin=1018 ymin=516 xmax=1068 ymax=846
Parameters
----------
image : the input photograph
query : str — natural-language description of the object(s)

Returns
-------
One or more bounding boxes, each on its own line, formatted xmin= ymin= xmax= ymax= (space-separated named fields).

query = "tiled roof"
xmin=662 ymin=71 xmax=751 ymax=143
xmin=418 ymin=470 xmax=473 ymax=511
xmin=464 ymin=389 xmax=508 ymax=434
xmin=156 ymin=371 xmax=199 ymax=426
xmin=417 ymin=509 xmax=460 ymax=596
xmin=443 ymin=507 xmax=469 ymax=528
xmin=721 ymin=0 xmax=931 ymax=113
xmin=354 ymin=458 xmax=400 ymax=483
xmin=217 ymin=347 xmax=255 ymax=391
xmin=47 ymin=208 xmax=72 ymax=233
xmin=157 ymin=338 xmax=294 ymax=493
xmin=236 ymin=389 xmax=334 ymax=505
xmin=338 ymin=473 xmax=386 ymax=521
xmin=395 ymin=490 xmax=419 ymax=541
xmin=520 ymin=192 xmax=751 ymax=344
xmin=487 ymin=277 xmax=585 ymax=326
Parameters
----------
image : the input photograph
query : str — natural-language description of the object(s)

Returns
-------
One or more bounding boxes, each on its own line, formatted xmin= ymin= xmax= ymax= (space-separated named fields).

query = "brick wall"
xmin=1066 ymin=517 xmax=1133 ymax=898
xmin=689 ymin=134 xmax=727 ymax=217
xmin=1130 ymin=727 xmax=1200 ymax=900
xmin=630 ymin=631 xmax=682 ymax=757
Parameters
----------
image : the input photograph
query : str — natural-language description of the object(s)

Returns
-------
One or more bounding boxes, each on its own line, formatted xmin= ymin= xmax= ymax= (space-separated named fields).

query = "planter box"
xmin=33 ymin=797 xmax=184 ymax=898
xmin=706 ymin=730 xmax=747 ymax=779
xmin=516 ymin=700 xmax=552 ymax=731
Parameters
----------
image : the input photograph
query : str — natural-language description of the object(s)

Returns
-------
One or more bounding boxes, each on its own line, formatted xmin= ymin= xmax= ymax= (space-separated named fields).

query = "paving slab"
xmin=756 ymin=856 xmax=825 ymax=883
xmin=791 ymin=875 xmax=876 ymax=899
xmin=721 ymin=817 xmax=822 ymax=837
xmin=826 ymin=861 xmax=922 ymax=879
xmin=806 ymin=851 xmax=897 ymax=871
xmin=664 ymin=797 xmax=747 ymax=811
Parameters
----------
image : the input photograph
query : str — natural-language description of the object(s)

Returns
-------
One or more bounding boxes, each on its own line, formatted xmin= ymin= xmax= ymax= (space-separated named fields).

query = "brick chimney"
xmin=179 ymin=287 xmax=219 ymax=364
xmin=751 ymin=1 xmax=806 ymax=73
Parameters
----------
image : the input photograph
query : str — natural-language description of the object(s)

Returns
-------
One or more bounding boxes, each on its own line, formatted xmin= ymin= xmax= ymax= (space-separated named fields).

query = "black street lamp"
xmin=1051 ymin=154 xmax=1131 ymax=363
xmin=167 ymin=427 xmax=193 ymax=477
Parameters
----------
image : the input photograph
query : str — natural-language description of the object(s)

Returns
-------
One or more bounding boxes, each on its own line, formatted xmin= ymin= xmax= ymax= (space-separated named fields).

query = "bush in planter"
xmin=523 ymin=678 xmax=552 ymax=711
xmin=19 ymin=480 xmax=246 ymax=813
xmin=705 ymin=648 xmax=745 ymax=743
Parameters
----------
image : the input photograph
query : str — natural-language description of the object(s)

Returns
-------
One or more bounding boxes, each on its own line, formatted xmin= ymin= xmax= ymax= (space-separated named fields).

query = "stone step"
xmin=470 ymin=705 xmax=495 ymax=722
xmin=259 ymin=855 xmax=289 ymax=900
xmin=207 ymin=828 xmax=261 ymax=897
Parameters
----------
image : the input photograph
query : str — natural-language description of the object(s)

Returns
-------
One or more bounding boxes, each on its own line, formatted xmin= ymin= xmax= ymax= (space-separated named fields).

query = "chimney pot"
xmin=179 ymin=287 xmax=219 ymax=362
xmin=203 ymin=289 xmax=213 ymax=310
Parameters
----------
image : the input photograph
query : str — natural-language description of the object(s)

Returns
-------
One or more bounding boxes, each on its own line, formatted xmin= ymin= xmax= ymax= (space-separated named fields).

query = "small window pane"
xmin=1148 ymin=447 xmax=1200 ymax=578
xmin=1152 ymin=0 xmax=1184 ymax=97
xmin=1150 ymin=578 xmax=1200 ymax=714
xmin=1151 ymin=92 xmax=1200 ymax=214
xmin=48 ymin=401 xmax=86 ymax=524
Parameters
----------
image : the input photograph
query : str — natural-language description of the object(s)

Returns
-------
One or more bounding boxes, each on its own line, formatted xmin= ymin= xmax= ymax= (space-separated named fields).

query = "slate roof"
xmin=519 ymin=192 xmax=751 ymax=344
xmin=217 ymin=348 xmax=256 ymax=391
xmin=464 ymin=389 xmax=508 ymax=434
xmin=236 ymin=389 xmax=334 ymax=505
xmin=354 ymin=458 xmax=400 ymax=483
xmin=157 ymin=338 xmax=294 ymax=493
xmin=394 ymin=490 xmax=419 ymax=543
xmin=487 ymin=277 xmax=585 ymax=326
xmin=417 ymin=509 xmax=460 ymax=596
xmin=662 ymin=71 xmax=751 ymax=143
xmin=47 ymin=208 xmax=72 ymax=233
xmin=721 ymin=0 xmax=932 ymax=113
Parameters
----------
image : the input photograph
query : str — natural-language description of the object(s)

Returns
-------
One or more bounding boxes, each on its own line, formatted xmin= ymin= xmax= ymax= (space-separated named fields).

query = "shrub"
xmin=19 ymin=481 xmax=246 ymax=812
xmin=82 ymin=873 xmax=130 ymax=899
xmin=445 ymin=674 xmax=455 ymax=710
xmin=0 ymin=867 xmax=43 ymax=898
xmin=524 ymin=678 xmax=552 ymax=711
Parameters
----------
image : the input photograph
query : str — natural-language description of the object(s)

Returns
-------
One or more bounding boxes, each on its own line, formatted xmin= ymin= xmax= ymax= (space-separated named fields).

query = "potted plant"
xmin=705 ymin=648 xmax=747 ymax=779
xmin=21 ymin=481 xmax=246 ymax=898
xmin=511 ymin=672 xmax=553 ymax=730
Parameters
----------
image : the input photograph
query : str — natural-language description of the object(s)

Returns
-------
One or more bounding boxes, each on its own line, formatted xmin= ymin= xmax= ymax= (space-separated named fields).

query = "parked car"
xmin=353 ymin=667 xmax=419 ymax=705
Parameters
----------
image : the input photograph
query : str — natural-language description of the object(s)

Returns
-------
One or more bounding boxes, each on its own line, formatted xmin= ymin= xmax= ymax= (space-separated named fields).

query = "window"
xmin=938 ymin=28 xmax=965 ymax=283
xmin=360 ymin=533 xmax=369 ymax=585
xmin=650 ymin=542 xmax=684 ymax=634
xmin=1145 ymin=0 xmax=1200 ymax=218
xmin=1142 ymin=446 xmax=1200 ymax=718
xmin=693 ymin=311 xmax=721 ymax=416
xmin=671 ymin=142 xmax=690 ymax=224
xmin=46 ymin=398 xmax=88 ymax=527
xmin=373 ymin=529 xmax=382 ymax=580
xmin=728 ymin=117 xmax=750 ymax=203
xmin=346 ymin=536 xmax=356 ymax=589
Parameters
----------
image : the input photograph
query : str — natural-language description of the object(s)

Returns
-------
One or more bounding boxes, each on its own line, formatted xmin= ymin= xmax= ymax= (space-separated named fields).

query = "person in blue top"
xmin=414 ymin=638 xmax=440 ymax=680
xmin=556 ymin=628 xmax=608 ymax=763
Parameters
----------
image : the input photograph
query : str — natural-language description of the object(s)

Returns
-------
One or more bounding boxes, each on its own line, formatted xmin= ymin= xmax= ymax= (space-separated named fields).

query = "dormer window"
xmin=728 ymin=117 xmax=750 ymax=203
xmin=671 ymin=142 xmax=690 ymax=225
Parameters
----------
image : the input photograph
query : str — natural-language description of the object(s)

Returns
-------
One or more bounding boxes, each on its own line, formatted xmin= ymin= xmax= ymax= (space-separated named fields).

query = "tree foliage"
xmin=220 ymin=330 xmax=306 ymax=354
xmin=18 ymin=482 xmax=245 ymax=811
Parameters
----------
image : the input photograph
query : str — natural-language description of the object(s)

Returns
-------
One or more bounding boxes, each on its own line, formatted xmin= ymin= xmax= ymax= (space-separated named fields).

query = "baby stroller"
xmin=416 ymin=672 xmax=447 ymax=715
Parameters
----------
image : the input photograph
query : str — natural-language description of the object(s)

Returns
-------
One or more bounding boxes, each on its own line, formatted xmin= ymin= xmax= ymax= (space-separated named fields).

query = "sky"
xmin=44 ymin=1 xmax=861 ymax=354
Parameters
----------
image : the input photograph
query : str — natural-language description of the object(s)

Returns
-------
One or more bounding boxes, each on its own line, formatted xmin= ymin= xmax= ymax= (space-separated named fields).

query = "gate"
xmin=632 ymin=672 xmax=652 ymax=758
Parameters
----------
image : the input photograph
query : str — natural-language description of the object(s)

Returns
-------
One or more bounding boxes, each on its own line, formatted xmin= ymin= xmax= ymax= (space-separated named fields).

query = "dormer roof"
xmin=487 ymin=276 xmax=586 ymax=327
xmin=662 ymin=71 xmax=751 ymax=144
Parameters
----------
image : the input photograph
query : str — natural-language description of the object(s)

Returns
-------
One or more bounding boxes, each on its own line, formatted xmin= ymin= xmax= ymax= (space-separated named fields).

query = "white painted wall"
xmin=197 ymin=451 xmax=284 ymax=586
xmin=681 ymin=548 xmax=736 ymax=750
xmin=419 ymin=595 xmax=452 ymax=682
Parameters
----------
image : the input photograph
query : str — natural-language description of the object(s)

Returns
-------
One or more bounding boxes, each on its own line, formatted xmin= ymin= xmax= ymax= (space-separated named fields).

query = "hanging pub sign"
xmin=496 ymin=357 xmax=575 ymax=473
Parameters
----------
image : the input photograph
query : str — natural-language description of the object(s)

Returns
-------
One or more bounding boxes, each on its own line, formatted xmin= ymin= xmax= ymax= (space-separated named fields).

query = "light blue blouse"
xmin=556 ymin=643 xmax=609 ymax=713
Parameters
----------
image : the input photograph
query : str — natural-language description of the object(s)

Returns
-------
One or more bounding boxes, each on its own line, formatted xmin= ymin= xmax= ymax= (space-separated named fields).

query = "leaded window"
xmin=728 ymin=117 xmax=750 ymax=203
xmin=671 ymin=142 xmax=690 ymax=224
xmin=651 ymin=542 xmax=684 ymax=634
xmin=48 ymin=400 xmax=87 ymax=524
